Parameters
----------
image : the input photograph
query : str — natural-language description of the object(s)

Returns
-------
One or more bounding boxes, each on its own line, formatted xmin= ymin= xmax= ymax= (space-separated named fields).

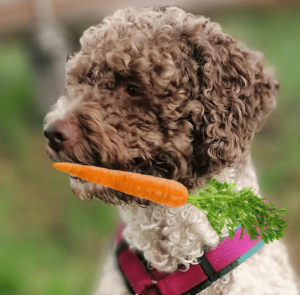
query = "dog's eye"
xmin=125 ymin=84 xmax=141 ymax=96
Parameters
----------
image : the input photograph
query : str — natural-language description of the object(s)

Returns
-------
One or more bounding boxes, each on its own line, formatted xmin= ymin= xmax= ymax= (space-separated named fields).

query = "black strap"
xmin=197 ymin=255 xmax=219 ymax=281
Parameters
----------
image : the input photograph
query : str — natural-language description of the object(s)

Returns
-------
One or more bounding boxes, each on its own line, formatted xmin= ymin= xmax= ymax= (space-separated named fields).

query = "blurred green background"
xmin=0 ymin=1 xmax=299 ymax=294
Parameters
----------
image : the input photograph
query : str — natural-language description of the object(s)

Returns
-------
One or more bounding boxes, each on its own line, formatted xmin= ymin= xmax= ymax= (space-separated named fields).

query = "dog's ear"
xmin=184 ymin=18 xmax=279 ymax=176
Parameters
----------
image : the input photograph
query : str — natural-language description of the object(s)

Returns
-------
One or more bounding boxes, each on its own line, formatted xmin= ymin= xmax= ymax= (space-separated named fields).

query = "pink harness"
xmin=115 ymin=223 xmax=265 ymax=295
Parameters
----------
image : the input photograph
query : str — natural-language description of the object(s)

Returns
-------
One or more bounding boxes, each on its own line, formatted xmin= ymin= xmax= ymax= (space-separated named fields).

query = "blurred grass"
xmin=0 ymin=6 xmax=299 ymax=294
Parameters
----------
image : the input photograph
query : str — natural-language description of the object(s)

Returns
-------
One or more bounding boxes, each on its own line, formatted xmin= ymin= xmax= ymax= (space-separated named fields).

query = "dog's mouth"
xmin=69 ymin=174 xmax=86 ymax=183
xmin=55 ymin=160 xmax=135 ymax=204
xmin=50 ymin=154 xmax=171 ymax=206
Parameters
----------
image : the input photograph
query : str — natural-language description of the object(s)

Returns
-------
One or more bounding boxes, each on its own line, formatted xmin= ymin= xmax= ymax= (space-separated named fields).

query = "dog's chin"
xmin=69 ymin=175 xmax=95 ymax=201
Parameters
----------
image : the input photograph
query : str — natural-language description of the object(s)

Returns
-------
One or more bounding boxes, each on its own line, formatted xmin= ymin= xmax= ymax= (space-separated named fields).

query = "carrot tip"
xmin=53 ymin=162 xmax=64 ymax=170
xmin=52 ymin=162 xmax=73 ymax=174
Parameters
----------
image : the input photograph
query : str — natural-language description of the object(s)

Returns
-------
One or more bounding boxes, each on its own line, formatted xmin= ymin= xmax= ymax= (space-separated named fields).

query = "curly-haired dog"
xmin=43 ymin=6 xmax=299 ymax=295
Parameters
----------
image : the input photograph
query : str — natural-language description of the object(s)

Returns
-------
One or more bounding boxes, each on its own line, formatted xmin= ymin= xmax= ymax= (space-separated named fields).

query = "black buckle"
xmin=197 ymin=255 xmax=219 ymax=282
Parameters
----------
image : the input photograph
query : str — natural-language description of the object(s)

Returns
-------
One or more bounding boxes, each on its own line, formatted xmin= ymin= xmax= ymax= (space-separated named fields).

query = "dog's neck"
xmin=120 ymin=154 xmax=260 ymax=273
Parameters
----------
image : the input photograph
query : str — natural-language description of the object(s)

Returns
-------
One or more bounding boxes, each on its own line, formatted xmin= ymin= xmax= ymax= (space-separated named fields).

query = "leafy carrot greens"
xmin=187 ymin=177 xmax=287 ymax=244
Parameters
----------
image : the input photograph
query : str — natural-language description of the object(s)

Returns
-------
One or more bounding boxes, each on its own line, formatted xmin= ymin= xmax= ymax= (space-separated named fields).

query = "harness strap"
xmin=116 ymin=225 xmax=265 ymax=295
xmin=117 ymin=241 xmax=159 ymax=295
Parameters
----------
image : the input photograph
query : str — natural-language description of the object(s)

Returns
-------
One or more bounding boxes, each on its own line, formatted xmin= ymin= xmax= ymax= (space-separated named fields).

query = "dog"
xmin=43 ymin=6 xmax=299 ymax=295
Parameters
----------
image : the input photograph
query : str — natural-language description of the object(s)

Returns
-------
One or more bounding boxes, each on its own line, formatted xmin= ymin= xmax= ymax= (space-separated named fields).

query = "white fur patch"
xmin=43 ymin=95 xmax=82 ymax=127
xmin=120 ymin=202 xmax=219 ymax=273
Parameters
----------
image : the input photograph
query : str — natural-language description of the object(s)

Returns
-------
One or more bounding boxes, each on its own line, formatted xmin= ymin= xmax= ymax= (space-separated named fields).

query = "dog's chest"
xmin=120 ymin=202 xmax=220 ymax=273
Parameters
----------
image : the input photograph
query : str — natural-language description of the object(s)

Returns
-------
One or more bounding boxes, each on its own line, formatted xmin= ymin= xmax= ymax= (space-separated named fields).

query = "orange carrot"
xmin=52 ymin=163 xmax=188 ymax=207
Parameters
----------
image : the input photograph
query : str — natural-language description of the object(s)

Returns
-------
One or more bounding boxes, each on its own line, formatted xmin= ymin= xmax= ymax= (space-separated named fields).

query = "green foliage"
xmin=0 ymin=41 xmax=40 ymax=159
xmin=188 ymin=177 xmax=287 ymax=244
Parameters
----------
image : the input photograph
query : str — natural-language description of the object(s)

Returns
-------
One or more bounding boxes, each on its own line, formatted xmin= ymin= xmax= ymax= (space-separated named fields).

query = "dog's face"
xmin=44 ymin=7 xmax=278 ymax=205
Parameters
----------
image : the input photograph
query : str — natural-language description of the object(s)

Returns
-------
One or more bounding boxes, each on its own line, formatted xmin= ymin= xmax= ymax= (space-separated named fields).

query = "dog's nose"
xmin=43 ymin=120 xmax=73 ymax=153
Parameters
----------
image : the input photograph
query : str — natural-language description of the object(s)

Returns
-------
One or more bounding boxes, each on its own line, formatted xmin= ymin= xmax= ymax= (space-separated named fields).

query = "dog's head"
xmin=44 ymin=6 xmax=278 ymax=205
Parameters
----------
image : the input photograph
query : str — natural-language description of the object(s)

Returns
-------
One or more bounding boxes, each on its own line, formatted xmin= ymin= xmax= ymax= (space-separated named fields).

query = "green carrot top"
xmin=188 ymin=177 xmax=287 ymax=243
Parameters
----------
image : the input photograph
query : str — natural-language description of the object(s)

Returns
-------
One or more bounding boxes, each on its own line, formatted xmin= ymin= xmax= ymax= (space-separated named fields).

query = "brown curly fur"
xmin=45 ymin=6 xmax=278 ymax=205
